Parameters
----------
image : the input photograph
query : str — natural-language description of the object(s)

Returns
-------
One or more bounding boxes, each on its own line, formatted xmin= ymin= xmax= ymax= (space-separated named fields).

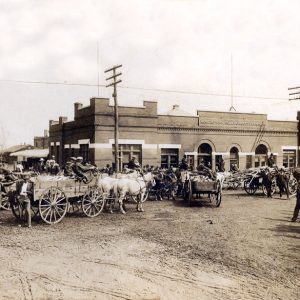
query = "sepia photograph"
xmin=0 ymin=0 xmax=299 ymax=299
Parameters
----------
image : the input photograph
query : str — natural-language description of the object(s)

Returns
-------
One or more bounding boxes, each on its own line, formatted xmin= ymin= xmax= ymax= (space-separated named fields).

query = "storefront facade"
xmin=49 ymin=98 xmax=299 ymax=171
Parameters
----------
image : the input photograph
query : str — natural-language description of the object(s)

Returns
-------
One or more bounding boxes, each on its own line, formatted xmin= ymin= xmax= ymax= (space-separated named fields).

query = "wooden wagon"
xmin=10 ymin=176 xmax=105 ymax=225
xmin=182 ymin=172 xmax=222 ymax=207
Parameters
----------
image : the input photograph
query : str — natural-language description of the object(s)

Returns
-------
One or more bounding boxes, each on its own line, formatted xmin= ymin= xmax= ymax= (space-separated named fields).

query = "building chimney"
xmin=44 ymin=129 xmax=48 ymax=137
xmin=59 ymin=116 xmax=68 ymax=125
xmin=74 ymin=102 xmax=83 ymax=114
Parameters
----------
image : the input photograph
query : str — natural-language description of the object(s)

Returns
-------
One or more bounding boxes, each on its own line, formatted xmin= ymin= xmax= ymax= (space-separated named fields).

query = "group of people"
xmin=1 ymin=151 xmax=300 ymax=225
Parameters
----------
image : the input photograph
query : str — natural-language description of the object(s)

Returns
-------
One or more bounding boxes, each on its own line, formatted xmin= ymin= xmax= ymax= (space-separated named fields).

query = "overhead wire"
xmin=0 ymin=78 xmax=290 ymax=103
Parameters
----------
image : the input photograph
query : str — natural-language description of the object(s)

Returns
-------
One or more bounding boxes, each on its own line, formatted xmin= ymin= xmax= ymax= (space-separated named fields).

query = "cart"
xmin=182 ymin=172 xmax=222 ymax=207
xmin=10 ymin=175 xmax=105 ymax=225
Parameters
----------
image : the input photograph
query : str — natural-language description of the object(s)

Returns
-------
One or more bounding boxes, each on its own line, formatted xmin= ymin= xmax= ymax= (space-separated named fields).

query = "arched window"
xmin=230 ymin=147 xmax=239 ymax=169
xmin=255 ymin=144 xmax=268 ymax=167
xmin=198 ymin=143 xmax=212 ymax=167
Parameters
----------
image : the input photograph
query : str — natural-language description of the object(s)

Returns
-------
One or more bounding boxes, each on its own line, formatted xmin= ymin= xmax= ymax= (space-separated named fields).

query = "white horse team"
xmin=97 ymin=171 xmax=155 ymax=214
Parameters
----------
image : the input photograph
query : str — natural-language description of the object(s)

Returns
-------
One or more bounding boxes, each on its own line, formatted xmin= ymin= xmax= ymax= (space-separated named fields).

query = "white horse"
xmin=114 ymin=172 xmax=155 ymax=214
xmin=216 ymin=172 xmax=225 ymax=189
xmin=97 ymin=176 xmax=119 ymax=213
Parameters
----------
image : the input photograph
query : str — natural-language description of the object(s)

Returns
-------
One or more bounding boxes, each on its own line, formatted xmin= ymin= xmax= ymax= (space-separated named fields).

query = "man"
xmin=72 ymin=156 xmax=89 ymax=182
xmin=262 ymin=168 xmax=273 ymax=198
xmin=276 ymin=167 xmax=289 ymax=199
xmin=267 ymin=153 xmax=275 ymax=168
xmin=63 ymin=157 xmax=76 ymax=177
xmin=180 ymin=155 xmax=189 ymax=170
xmin=38 ymin=158 xmax=45 ymax=173
xmin=0 ymin=166 xmax=17 ymax=182
xmin=128 ymin=157 xmax=140 ymax=170
xmin=17 ymin=174 xmax=32 ymax=228
xmin=15 ymin=162 xmax=24 ymax=173
xmin=291 ymin=169 xmax=300 ymax=222
xmin=219 ymin=158 xmax=225 ymax=172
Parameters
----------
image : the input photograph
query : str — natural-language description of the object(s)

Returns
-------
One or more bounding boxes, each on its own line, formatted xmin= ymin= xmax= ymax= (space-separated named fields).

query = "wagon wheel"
xmin=288 ymin=177 xmax=297 ymax=196
xmin=244 ymin=179 xmax=258 ymax=195
xmin=262 ymin=178 xmax=276 ymax=196
xmin=81 ymin=186 xmax=105 ymax=218
xmin=10 ymin=191 xmax=26 ymax=222
xmin=188 ymin=179 xmax=193 ymax=206
xmin=182 ymin=180 xmax=189 ymax=201
xmin=10 ymin=192 xmax=39 ymax=222
xmin=0 ymin=192 xmax=10 ymax=210
xmin=210 ymin=182 xmax=222 ymax=207
xmin=39 ymin=187 xmax=68 ymax=225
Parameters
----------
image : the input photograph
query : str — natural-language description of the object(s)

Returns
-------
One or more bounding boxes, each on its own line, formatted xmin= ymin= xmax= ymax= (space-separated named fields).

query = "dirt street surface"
xmin=0 ymin=191 xmax=299 ymax=300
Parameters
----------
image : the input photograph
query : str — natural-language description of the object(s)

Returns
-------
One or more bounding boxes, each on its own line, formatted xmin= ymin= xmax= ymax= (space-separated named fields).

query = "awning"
xmin=10 ymin=149 xmax=49 ymax=158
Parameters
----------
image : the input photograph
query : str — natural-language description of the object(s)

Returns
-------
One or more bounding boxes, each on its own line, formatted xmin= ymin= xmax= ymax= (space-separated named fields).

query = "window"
xmin=255 ymin=144 xmax=268 ymax=167
xmin=246 ymin=155 xmax=252 ymax=169
xmin=113 ymin=144 xmax=142 ymax=169
xmin=50 ymin=145 xmax=54 ymax=157
xmin=161 ymin=149 xmax=179 ymax=169
xmin=198 ymin=143 xmax=212 ymax=167
xmin=283 ymin=150 xmax=296 ymax=168
xmin=230 ymin=147 xmax=239 ymax=169
xmin=79 ymin=144 xmax=89 ymax=162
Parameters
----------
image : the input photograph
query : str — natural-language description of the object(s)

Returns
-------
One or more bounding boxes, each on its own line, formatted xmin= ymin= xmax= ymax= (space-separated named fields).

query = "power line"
xmin=0 ymin=78 xmax=290 ymax=101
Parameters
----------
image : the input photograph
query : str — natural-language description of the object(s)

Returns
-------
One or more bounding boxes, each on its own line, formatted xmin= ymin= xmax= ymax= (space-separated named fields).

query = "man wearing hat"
xmin=72 ymin=157 xmax=89 ymax=182
xmin=63 ymin=157 xmax=76 ymax=177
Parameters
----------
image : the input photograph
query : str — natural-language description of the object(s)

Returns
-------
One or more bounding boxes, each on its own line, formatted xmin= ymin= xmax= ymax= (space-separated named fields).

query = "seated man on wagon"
xmin=63 ymin=157 xmax=76 ymax=177
xmin=128 ymin=157 xmax=141 ymax=171
xmin=72 ymin=157 xmax=90 ymax=182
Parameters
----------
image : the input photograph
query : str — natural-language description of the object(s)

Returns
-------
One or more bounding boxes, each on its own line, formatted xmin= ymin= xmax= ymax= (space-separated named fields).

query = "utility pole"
xmin=229 ymin=53 xmax=236 ymax=111
xmin=105 ymin=64 xmax=122 ymax=172
xmin=288 ymin=86 xmax=300 ymax=101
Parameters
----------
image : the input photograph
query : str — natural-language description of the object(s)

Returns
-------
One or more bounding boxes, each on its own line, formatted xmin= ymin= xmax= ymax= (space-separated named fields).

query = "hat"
xmin=40 ymin=158 xmax=44 ymax=161
xmin=76 ymin=156 xmax=83 ymax=161
xmin=23 ymin=174 xmax=30 ymax=180
xmin=70 ymin=157 xmax=76 ymax=161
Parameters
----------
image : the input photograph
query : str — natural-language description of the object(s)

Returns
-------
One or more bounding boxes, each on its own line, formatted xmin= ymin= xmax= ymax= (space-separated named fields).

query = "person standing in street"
xmin=17 ymin=174 xmax=32 ymax=227
xmin=291 ymin=170 xmax=300 ymax=222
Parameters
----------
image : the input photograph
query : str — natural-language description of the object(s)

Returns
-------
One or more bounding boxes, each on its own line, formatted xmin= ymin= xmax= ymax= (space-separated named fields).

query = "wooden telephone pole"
xmin=105 ymin=65 xmax=122 ymax=172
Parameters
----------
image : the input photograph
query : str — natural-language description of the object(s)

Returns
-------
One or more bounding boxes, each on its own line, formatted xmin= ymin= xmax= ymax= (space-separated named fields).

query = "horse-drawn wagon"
xmin=10 ymin=175 xmax=105 ymax=225
xmin=182 ymin=171 xmax=222 ymax=207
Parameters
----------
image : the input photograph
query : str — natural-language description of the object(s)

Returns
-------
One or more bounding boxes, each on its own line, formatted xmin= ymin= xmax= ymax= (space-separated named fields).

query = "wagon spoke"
xmin=40 ymin=206 xmax=51 ymax=215
xmin=42 ymin=206 xmax=51 ymax=220
xmin=41 ymin=198 xmax=52 ymax=205
xmin=56 ymin=197 xmax=66 ymax=204
xmin=56 ymin=205 xmax=65 ymax=212
xmin=53 ymin=208 xmax=57 ymax=222
xmin=54 ymin=206 xmax=63 ymax=218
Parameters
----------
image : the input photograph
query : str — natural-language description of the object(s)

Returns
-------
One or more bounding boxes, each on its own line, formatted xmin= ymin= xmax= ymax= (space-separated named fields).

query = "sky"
xmin=1 ymin=0 xmax=300 ymax=147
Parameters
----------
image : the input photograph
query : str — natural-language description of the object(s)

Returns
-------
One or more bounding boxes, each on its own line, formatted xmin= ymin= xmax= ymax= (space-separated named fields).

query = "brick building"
xmin=34 ymin=130 xmax=49 ymax=149
xmin=48 ymin=97 xmax=299 ymax=171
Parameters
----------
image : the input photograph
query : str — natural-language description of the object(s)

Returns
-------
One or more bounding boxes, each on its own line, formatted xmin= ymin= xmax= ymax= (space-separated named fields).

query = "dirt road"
xmin=0 ymin=191 xmax=299 ymax=300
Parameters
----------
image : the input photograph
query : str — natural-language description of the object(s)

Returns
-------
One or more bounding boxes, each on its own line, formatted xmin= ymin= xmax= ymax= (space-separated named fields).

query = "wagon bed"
xmin=182 ymin=172 xmax=222 ymax=207
xmin=10 ymin=175 xmax=105 ymax=225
